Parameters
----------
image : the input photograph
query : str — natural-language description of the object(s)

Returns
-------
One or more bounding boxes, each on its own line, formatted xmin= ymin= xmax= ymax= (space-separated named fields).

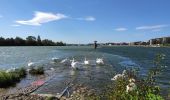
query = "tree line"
xmin=0 ymin=35 xmax=66 ymax=46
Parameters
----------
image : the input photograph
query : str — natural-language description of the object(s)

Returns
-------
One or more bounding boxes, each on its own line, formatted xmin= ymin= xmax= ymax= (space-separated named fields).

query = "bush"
xmin=29 ymin=66 xmax=44 ymax=75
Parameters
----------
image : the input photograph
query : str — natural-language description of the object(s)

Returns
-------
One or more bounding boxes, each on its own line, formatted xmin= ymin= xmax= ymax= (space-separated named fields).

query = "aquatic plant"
xmin=0 ymin=67 xmax=26 ymax=88
xmin=29 ymin=66 xmax=44 ymax=75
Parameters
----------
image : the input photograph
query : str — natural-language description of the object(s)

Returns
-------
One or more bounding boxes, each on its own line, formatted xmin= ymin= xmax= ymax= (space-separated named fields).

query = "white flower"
xmin=122 ymin=70 xmax=127 ymax=76
xmin=129 ymin=78 xmax=135 ymax=83
xmin=126 ymin=82 xmax=137 ymax=92
xmin=111 ymin=74 xmax=123 ymax=81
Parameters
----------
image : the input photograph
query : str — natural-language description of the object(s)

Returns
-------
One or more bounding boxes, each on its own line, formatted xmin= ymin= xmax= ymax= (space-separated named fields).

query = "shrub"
xmin=29 ymin=66 xmax=44 ymax=75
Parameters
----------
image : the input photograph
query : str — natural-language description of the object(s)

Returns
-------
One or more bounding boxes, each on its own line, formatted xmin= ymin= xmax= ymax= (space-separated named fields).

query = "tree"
xmin=26 ymin=36 xmax=37 ymax=46
xmin=15 ymin=37 xmax=25 ymax=46
xmin=37 ymin=35 xmax=42 ymax=46
xmin=0 ymin=37 xmax=5 ymax=46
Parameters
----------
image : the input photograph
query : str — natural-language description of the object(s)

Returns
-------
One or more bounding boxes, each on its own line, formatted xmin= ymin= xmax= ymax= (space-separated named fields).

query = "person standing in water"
xmin=94 ymin=41 xmax=97 ymax=49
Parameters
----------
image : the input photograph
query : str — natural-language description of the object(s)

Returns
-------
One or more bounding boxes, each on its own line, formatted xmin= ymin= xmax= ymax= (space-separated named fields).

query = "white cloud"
xmin=136 ymin=24 xmax=168 ymax=30
xmin=152 ymin=29 xmax=162 ymax=32
xmin=84 ymin=16 xmax=96 ymax=21
xmin=115 ymin=28 xmax=127 ymax=31
xmin=16 ymin=11 xmax=67 ymax=26
xmin=11 ymin=24 xmax=20 ymax=27
xmin=76 ymin=16 xmax=96 ymax=21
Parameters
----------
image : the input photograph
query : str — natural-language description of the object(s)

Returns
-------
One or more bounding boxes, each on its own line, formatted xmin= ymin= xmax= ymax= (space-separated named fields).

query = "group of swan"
xmin=59 ymin=57 xmax=104 ymax=70
xmin=111 ymin=70 xmax=137 ymax=92
xmin=26 ymin=57 xmax=104 ymax=71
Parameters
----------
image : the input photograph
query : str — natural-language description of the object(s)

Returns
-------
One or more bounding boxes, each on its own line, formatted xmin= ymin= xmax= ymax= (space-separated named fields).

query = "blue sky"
xmin=0 ymin=0 xmax=170 ymax=43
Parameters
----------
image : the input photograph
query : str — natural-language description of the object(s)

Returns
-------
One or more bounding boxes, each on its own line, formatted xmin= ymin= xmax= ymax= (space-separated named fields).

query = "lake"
xmin=0 ymin=46 xmax=169 ymax=96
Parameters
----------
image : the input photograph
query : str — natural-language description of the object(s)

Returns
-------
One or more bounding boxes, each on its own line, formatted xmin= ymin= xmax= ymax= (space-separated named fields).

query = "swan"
xmin=60 ymin=58 xmax=70 ymax=65
xmin=28 ymin=61 xmax=35 ymax=67
xmin=96 ymin=58 xmax=104 ymax=64
xmin=84 ymin=57 xmax=89 ymax=65
xmin=71 ymin=58 xmax=81 ymax=69
xmin=50 ymin=67 xmax=55 ymax=71
xmin=52 ymin=57 xmax=59 ymax=62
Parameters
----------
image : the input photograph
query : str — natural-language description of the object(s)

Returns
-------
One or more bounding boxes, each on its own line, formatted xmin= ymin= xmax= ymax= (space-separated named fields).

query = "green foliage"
xmin=29 ymin=66 xmax=44 ymax=75
xmin=0 ymin=67 xmax=26 ymax=88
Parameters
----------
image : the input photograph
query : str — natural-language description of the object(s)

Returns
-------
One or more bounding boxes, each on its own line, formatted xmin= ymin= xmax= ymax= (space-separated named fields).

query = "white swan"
xmin=50 ymin=67 xmax=55 ymax=71
xmin=71 ymin=58 xmax=81 ymax=69
xmin=28 ymin=61 xmax=35 ymax=67
xmin=52 ymin=57 xmax=59 ymax=62
xmin=84 ymin=57 xmax=89 ymax=65
xmin=60 ymin=58 xmax=70 ymax=65
xmin=96 ymin=58 xmax=104 ymax=64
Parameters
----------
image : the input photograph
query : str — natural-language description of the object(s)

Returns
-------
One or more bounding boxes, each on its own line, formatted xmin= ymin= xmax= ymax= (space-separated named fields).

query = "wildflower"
xmin=129 ymin=78 xmax=135 ymax=83
xmin=111 ymin=74 xmax=123 ymax=81
xmin=126 ymin=82 xmax=137 ymax=93
xmin=122 ymin=70 xmax=127 ymax=76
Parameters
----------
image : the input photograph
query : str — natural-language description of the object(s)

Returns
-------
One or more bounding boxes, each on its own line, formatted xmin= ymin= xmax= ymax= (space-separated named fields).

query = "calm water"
xmin=0 ymin=46 xmax=169 ymax=96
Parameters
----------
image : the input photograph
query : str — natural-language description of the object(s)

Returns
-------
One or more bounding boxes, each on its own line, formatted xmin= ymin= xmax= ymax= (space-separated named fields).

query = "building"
xmin=149 ymin=36 xmax=170 ymax=45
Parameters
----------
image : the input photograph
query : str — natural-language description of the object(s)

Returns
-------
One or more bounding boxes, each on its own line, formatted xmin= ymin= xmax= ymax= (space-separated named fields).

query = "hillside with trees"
xmin=0 ymin=35 xmax=66 ymax=46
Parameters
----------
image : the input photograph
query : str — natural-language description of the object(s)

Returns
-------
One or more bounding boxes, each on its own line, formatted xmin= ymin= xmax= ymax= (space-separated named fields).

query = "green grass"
xmin=29 ymin=66 xmax=44 ymax=75
xmin=0 ymin=67 xmax=26 ymax=88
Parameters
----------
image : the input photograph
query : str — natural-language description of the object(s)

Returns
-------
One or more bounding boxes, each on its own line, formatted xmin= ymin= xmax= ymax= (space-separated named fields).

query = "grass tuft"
xmin=0 ymin=67 xmax=26 ymax=88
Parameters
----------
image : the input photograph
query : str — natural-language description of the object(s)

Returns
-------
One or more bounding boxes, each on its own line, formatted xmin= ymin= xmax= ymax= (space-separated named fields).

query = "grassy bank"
xmin=0 ymin=68 xmax=26 ymax=88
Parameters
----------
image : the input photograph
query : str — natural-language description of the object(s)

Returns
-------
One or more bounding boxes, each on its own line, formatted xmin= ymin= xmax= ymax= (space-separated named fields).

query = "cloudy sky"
xmin=0 ymin=0 xmax=170 ymax=43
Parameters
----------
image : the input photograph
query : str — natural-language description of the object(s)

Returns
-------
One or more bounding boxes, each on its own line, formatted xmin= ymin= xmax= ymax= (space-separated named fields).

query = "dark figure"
xmin=94 ymin=41 xmax=97 ymax=49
